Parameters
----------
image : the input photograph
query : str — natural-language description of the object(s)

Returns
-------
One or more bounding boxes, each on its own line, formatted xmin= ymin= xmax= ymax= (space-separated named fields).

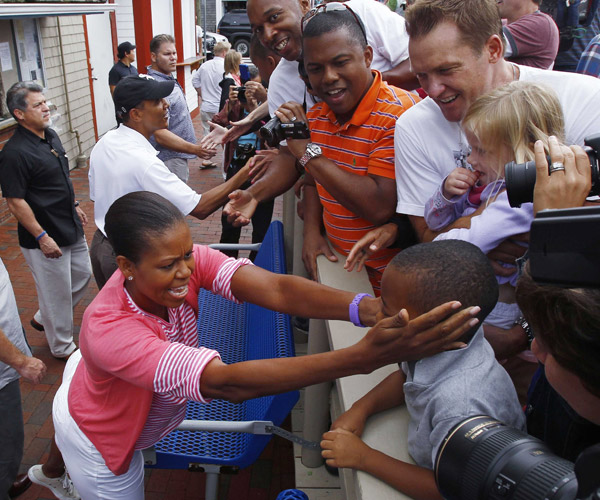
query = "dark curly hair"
xmin=387 ymin=239 xmax=498 ymax=344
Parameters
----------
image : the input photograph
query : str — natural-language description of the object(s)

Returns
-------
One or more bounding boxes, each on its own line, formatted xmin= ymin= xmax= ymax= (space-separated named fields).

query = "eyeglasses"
xmin=301 ymin=2 xmax=367 ymax=41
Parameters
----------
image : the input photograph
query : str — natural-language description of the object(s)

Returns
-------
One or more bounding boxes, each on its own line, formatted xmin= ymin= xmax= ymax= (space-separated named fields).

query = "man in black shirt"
xmin=0 ymin=81 xmax=91 ymax=359
xmin=108 ymin=41 xmax=138 ymax=95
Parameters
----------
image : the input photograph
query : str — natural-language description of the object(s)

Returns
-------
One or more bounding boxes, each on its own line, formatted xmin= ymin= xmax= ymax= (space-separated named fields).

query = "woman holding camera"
xmin=218 ymin=50 xmax=242 ymax=112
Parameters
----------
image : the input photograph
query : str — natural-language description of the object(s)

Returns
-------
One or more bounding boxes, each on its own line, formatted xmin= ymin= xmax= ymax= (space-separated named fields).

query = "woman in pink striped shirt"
xmin=52 ymin=191 xmax=479 ymax=499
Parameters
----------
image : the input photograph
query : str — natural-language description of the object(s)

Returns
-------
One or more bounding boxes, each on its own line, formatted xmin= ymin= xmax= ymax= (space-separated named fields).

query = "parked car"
xmin=197 ymin=26 xmax=228 ymax=59
xmin=217 ymin=9 xmax=252 ymax=57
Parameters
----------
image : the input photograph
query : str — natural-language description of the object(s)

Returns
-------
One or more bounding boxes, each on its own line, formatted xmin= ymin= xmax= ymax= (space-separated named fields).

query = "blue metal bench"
xmin=145 ymin=221 xmax=299 ymax=500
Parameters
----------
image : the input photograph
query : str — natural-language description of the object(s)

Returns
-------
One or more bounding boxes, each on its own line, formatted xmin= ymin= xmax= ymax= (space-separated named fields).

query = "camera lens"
xmin=435 ymin=415 xmax=577 ymax=500
xmin=259 ymin=116 xmax=281 ymax=148
xmin=504 ymin=160 xmax=537 ymax=208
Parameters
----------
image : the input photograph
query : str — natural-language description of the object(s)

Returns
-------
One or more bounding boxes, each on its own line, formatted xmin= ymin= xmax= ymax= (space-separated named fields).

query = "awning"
xmin=0 ymin=2 xmax=116 ymax=18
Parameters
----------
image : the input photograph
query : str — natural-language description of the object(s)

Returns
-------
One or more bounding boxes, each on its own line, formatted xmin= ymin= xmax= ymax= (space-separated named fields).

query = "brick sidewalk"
xmin=4 ymin=118 xmax=293 ymax=500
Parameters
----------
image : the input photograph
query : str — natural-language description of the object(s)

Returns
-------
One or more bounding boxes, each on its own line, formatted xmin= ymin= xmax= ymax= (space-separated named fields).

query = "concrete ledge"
xmin=308 ymin=250 xmax=414 ymax=500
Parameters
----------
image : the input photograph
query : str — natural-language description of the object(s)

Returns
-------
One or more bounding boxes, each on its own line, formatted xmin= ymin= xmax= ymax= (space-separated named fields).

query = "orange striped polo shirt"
xmin=306 ymin=71 xmax=420 ymax=290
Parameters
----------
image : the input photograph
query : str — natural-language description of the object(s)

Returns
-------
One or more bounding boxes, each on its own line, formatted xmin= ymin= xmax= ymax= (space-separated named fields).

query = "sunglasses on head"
xmin=301 ymin=1 xmax=367 ymax=41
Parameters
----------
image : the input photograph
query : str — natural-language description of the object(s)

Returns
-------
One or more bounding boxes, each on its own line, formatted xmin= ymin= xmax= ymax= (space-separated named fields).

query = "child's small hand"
xmin=321 ymin=428 xmax=371 ymax=470
xmin=442 ymin=167 xmax=479 ymax=198
xmin=331 ymin=406 xmax=368 ymax=436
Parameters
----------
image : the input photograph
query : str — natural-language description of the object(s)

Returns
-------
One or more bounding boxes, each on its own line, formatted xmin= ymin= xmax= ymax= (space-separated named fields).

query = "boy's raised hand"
xmin=321 ymin=429 xmax=371 ymax=470
xmin=442 ymin=167 xmax=479 ymax=199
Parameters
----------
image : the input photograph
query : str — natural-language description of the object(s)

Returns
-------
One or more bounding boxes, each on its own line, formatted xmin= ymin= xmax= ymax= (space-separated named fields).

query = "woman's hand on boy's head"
xmin=321 ymin=429 xmax=371 ymax=470
xmin=360 ymin=302 xmax=481 ymax=368
xmin=442 ymin=167 xmax=479 ymax=199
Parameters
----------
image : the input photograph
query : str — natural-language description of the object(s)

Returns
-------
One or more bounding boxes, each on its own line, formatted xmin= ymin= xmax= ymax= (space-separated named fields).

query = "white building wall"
xmin=182 ymin=0 xmax=199 ymax=112
xmin=39 ymin=16 xmax=96 ymax=169
xmin=151 ymin=0 xmax=174 ymax=37
xmin=115 ymin=0 xmax=136 ymax=46
xmin=111 ymin=0 xmax=199 ymax=113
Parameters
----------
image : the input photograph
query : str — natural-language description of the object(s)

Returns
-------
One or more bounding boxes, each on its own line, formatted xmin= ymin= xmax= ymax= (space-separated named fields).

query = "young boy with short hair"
xmin=321 ymin=240 xmax=526 ymax=499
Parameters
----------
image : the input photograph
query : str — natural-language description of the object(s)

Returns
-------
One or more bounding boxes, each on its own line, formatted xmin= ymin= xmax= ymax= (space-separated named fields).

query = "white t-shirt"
xmin=192 ymin=56 xmax=225 ymax=114
xmin=346 ymin=0 xmax=409 ymax=72
xmin=268 ymin=59 xmax=318 ymax=117
xmin=89 ymin=124 xmax=201 ymax=235
xmin=268 ymin=0 xmax=409 ymax=116
xmin=395 ymin=65 xmax=600 ymax=216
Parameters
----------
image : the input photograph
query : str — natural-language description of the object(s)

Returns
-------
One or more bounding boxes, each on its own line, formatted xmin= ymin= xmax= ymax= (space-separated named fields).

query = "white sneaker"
xmin=28 ymin=465 xmax=80 ymax=500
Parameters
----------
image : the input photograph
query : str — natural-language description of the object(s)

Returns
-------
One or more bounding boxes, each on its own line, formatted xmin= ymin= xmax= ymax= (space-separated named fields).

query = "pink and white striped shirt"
xmin=69 ymin=245 xmax=252 ymax=475
xmin=130 ymin=257 xmax=250 ymax=449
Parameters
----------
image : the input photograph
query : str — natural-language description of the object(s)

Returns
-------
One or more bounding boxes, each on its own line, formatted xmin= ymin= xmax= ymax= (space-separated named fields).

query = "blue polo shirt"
xmin=146 ymin=67 xmax=196 ymax=161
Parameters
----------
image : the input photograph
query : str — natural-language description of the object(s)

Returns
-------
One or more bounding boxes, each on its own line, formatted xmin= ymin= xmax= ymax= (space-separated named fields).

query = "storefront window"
xmin=0 ymin=18 xmax=46 ymax=121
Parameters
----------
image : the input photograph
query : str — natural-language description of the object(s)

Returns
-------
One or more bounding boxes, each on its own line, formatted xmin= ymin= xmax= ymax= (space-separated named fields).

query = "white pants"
xmin=200 ymin=110 xmax=215 ymax=136
xmin=164 ymin=157 xmax=189 ymax=184
xmin=53 ymin=350 xmax=145 ymax=500
xmin=21 ymin=236 xmax=91 ymax=357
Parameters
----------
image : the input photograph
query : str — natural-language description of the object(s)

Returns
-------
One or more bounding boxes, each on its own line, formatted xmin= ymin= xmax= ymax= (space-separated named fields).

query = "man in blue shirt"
xmin=146 ymin=34 xmax=217 ymax=183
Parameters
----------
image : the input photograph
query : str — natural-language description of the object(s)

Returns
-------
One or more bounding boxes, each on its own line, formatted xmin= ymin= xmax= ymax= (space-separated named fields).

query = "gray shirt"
xmin=146 ymin=67 xmax=196 ymax=162
xmin=0 ymin=258 xmax=31 ymax=390
xmin=401 ymin=328 xmax=526 ymax=469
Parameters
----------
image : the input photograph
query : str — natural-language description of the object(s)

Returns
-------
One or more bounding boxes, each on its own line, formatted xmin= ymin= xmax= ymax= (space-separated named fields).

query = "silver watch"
xmin=299 ymin=143 xmax=322 ymax=168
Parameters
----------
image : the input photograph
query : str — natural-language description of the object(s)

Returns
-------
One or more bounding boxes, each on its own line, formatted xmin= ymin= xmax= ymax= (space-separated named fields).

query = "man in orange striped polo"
xmin=274 ymin=7 xmax=419 ymax=293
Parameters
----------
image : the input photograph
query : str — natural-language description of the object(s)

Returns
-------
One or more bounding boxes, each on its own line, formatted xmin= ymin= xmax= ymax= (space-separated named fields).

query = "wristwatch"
xmin=299 ymin=143 xmax=322 ymax=168
xmin=514 ymin=316 xmax=534 ymax=349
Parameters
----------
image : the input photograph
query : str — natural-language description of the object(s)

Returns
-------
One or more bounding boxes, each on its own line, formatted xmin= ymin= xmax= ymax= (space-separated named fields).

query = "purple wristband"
xmin=349 ymin=293 xmax=373 ymax=328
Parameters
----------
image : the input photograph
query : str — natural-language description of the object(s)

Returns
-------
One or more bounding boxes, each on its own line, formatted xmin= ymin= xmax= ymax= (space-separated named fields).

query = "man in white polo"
xmin=193 ymin=41 xmax=231 ymax=135
xmin=192 ymin=40 xmax=231 ymax=169
xmin=89 ymin=75 xmax=249 ymax=289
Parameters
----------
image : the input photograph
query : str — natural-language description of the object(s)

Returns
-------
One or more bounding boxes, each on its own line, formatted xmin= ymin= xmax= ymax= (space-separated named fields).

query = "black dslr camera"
xmin=504 ymin=133 xmax=600 ymax=208
xmin=259 ymin=116 xmax=311 ymax=148
xmin=503 ymin=134 xmax=600 ymax=288
xmin=234 ymin=86 xmax=247 ymax=103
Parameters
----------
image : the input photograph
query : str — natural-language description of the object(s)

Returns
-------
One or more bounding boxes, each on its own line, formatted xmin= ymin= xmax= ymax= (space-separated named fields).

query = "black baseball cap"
xmin=113 ymin=75 xmax=174 ymax=118
xmin=117 ymin=41 xmax=136 ymax=58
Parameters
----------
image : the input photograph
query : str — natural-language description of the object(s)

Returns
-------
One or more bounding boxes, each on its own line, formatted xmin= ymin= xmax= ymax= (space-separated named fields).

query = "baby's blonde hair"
xmin=462 ymin=81 xmax=565 ymax=174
